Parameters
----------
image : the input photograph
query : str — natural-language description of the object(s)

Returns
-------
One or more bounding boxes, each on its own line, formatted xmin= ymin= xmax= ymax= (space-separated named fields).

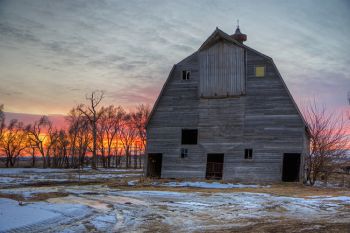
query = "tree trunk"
xmin=5 ymin=157 xmax=9 ymax=168
xmin=42 ymin=155 xmax=46 ymax=168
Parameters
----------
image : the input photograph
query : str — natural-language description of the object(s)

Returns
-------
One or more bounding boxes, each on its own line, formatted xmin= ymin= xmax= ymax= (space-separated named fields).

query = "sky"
xmin=0 ymin=0 xmax=349 ymax=119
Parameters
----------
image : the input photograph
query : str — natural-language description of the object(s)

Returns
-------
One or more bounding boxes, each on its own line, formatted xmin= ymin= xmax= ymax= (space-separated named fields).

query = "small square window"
xmin=181 ymin=129 xmax=198 ymax=144
xmin=182 ymin=70 xmax=191 ymax=80
xmin=255 ymin=66 xmax=265 ymax=77
xmin=245 ymin=149 xmax=253 ymax=159
xmin=181 ymin=148 xmax=188 ymax=158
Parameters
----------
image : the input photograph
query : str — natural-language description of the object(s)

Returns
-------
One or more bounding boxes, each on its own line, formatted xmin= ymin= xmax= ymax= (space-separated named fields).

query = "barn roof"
xmin=145 ymin=27 xmax=309 ymax=132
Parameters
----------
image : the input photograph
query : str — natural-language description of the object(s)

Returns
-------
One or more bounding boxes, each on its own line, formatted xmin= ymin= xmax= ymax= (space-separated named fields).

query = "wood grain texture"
xmin=199 ymin=40 xmax=245 ymax=97
xmin=145 ymin=31 xmax=309 ymax=182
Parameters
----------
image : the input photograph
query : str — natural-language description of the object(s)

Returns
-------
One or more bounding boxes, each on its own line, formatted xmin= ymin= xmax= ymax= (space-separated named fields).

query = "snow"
xmin=0 ymin=187 xmax=58 ymax=199
xmin=120 ymin=190 xmax=196 ymax=198
xmin=127 ymin=180 xmax=138 ymax=186
xmin=0 ymin=168 xmax=141 ymax=175
xmin=157 ymin=181 xmax=268 ymax=189
xmin=91 ymin=168 xmax=143 ymax=172
xmin=0 ymin=168 xmax=143 ymax=188
xmin=127 ymin=180 xmax=269 ymax=188
xmin=0 ymin=176 xmax=17 ymax=183
xmin=322 ymin=196 xmax=350 ymax=202
xmin=113 ymin=190 xmax=350 ymax=231
xmin=0 ymin=185 xmax=349 ymax=232
xmin=0 ymin=168 xmax=349 ymax=232
xmin=78 ymin=173 xmax=140 ymax=179
xmin=0 ymin=198 xmax=91 ymax=232
xmin=0 ymin=168 xmax=73 ymax=174
xmin=313 ymin=181 xmax=349 ymax=188
xmin=91 ymin=213 xmax=116 ymax=230
xmin=48 ymin=195 xmax=112 ymax=211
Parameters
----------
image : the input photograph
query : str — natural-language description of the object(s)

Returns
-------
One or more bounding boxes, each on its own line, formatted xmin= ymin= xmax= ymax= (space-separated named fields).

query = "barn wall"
xmin=146 ymin=40 xmax=308 ymax=182
xmin=199 ymin=40 xmax=245 ymax=97
xmin=222 ymin=50 xmax=306 ymax=182
xmin=147 ymin=53 xmax=206 ymax=178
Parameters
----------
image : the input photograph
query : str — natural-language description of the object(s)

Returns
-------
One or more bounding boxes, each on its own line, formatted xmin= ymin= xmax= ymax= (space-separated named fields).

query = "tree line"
xmin=0 ymin=93 xmax=349 ymax=186
xmin=0 ymin=91 xmax=150 ymax=169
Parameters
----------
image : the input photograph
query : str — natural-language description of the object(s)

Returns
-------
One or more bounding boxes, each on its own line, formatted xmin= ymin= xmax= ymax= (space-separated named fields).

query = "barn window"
xmin=245 ymin=149 xmax=253 ymax=159
xmin=255 ymin=66 xmax=265 ymax=77
xmin=181 ymin=129 xmax=198 ymax=144
xmin=182 ymin=70 xmax=191 ymax=80
xmin=181 ymin=148 xmax=188 ymax=158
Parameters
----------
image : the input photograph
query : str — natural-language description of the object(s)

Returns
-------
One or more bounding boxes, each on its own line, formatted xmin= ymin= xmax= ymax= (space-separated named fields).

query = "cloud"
xmin=0 ymin=23 xmax=40 ymax=43
xmin=0 ymin=0 xmax=349 ymax=116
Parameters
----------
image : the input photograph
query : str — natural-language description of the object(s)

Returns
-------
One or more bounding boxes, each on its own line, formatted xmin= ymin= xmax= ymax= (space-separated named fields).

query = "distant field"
xmin=0 ymin=168 xmax=349 ymax=232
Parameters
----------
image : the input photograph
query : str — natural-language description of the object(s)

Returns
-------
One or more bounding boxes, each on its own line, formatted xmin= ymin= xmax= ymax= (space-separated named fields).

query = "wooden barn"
xmin=144 ymin=26 xmax=309 ymax=182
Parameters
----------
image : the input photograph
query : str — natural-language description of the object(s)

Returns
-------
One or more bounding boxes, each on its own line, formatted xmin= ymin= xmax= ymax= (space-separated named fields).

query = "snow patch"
xmin=158 ymin=181 xmax=268 ymax=189
xmin=0 ymin=168 xmax=73 ymax=174
xmin=0 ymin=198 xmax=90 ymax=232
xmin=91 ymin=213 xmax=116 ymax=230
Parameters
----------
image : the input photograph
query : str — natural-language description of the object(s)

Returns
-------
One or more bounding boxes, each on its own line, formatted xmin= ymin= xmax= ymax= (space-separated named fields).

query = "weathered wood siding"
xmin=146 ymin=38 xmax=308 ymax=182
xmin=221 ymin=50 xmax=306 ymax=181
xmin=199 ymin=41 xmax=245 ymax=97
xmin=147 ymin=53 xmax=205 ymax=178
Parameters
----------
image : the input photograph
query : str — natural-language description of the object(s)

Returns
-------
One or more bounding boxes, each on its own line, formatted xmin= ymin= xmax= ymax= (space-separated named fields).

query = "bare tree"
xmin=97 ymin=105 xmax=125 ymax=168
xmin=120 ymin=113 xmax=138 ymax=169
xmin=0 ymin=119 xmax=28 ymax=167
xmin=24 ymin=131 xmax=37 ymax=167
xmin=51 ymin=129 xmax=69 ymax=168
xmin=131 ymin=104 xmax=150 ymax=168
xmin=132 ymin=104 xmax=150 ymax=151
xmin=0 ymin=104 xmax=5 ymax=142
xmin=66 ymin=107 xmax=91 ymax=168
xmin=27 ymin=116 xmax=54 ymax=168
xmin=77 ymin=91 xmax=105 ymax=169
xmin=303 ymin=102 xmax=349 ymax=185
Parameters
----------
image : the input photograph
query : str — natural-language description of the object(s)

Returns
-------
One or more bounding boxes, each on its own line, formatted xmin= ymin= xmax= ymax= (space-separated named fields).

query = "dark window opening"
xmin=245 ymin=149 xmax=253 ymax=159
xmin=181 ymin=129 xmax=198 ymax=144
xmin=182 ymin=70 xmax=191 ymax=80
xmin=181 ymin=148 xmax=188 ymax=158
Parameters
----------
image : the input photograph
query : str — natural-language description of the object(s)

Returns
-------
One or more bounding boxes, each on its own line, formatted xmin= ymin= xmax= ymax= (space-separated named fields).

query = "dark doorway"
xmin=148 ymin=153 xmax=162 ymax=178
xmin=206 ymin=154 xmax=224 ymax=180
xmin=282 ymin=153 xmax=301 ymax=182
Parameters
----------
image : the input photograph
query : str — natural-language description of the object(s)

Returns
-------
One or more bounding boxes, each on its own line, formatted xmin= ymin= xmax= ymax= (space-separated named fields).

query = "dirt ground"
xmin=0 ymin=168 xmax=349 ymax=233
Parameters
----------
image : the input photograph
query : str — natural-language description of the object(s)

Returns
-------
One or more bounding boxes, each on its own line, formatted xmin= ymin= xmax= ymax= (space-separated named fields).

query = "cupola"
xmin=231 ymin=25 xmax=247 ymax=43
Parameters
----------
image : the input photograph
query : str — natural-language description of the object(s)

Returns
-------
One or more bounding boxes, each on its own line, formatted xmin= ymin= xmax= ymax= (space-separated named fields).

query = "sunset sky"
xmin=0 ymin=0 xmax=349 ymax=119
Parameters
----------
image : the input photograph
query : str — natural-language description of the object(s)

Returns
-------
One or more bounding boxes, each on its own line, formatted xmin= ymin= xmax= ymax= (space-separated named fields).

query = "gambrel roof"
xmin=146 ymin=27 xmax=308 ymax=131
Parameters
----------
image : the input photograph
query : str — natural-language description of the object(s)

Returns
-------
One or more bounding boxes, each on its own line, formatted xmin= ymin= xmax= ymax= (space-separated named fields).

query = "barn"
xmin=144 ymin=26 xmax=309 ymax=182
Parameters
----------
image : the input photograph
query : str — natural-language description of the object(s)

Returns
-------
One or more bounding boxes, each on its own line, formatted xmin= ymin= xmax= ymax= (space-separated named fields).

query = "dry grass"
xmin=29 ymin=192 xmax=69 ymax=201
xmin=209 ymin=219 xmax=350 ymax=233
xmin=0 ymin=191 xmax=69 ymax=202
xmin=107 ymin=178 xmax=350 ymax=198
xmin=0 ymin=193 xmax=24 ymax=202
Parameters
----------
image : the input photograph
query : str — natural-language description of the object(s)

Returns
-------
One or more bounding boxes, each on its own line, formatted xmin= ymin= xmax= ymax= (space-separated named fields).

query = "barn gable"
xmin=199 ymin=40 xmax=245 ymax=97
xmin=146 ymin=28 xmax=307 ymax=129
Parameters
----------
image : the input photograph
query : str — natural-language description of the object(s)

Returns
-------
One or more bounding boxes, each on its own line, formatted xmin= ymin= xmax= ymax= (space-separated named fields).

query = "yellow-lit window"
xmin=255 ymin=66 xmax=265 ymax=77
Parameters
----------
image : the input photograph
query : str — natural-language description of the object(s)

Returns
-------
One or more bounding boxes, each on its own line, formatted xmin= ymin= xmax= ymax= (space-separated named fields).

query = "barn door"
xmin=148 ymin=153 xmax=162 ymax=178
xmin=206 ymin=154 xmax=224 ymax=180
xmin=282 ymin=153 xmax=301 ymax=182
